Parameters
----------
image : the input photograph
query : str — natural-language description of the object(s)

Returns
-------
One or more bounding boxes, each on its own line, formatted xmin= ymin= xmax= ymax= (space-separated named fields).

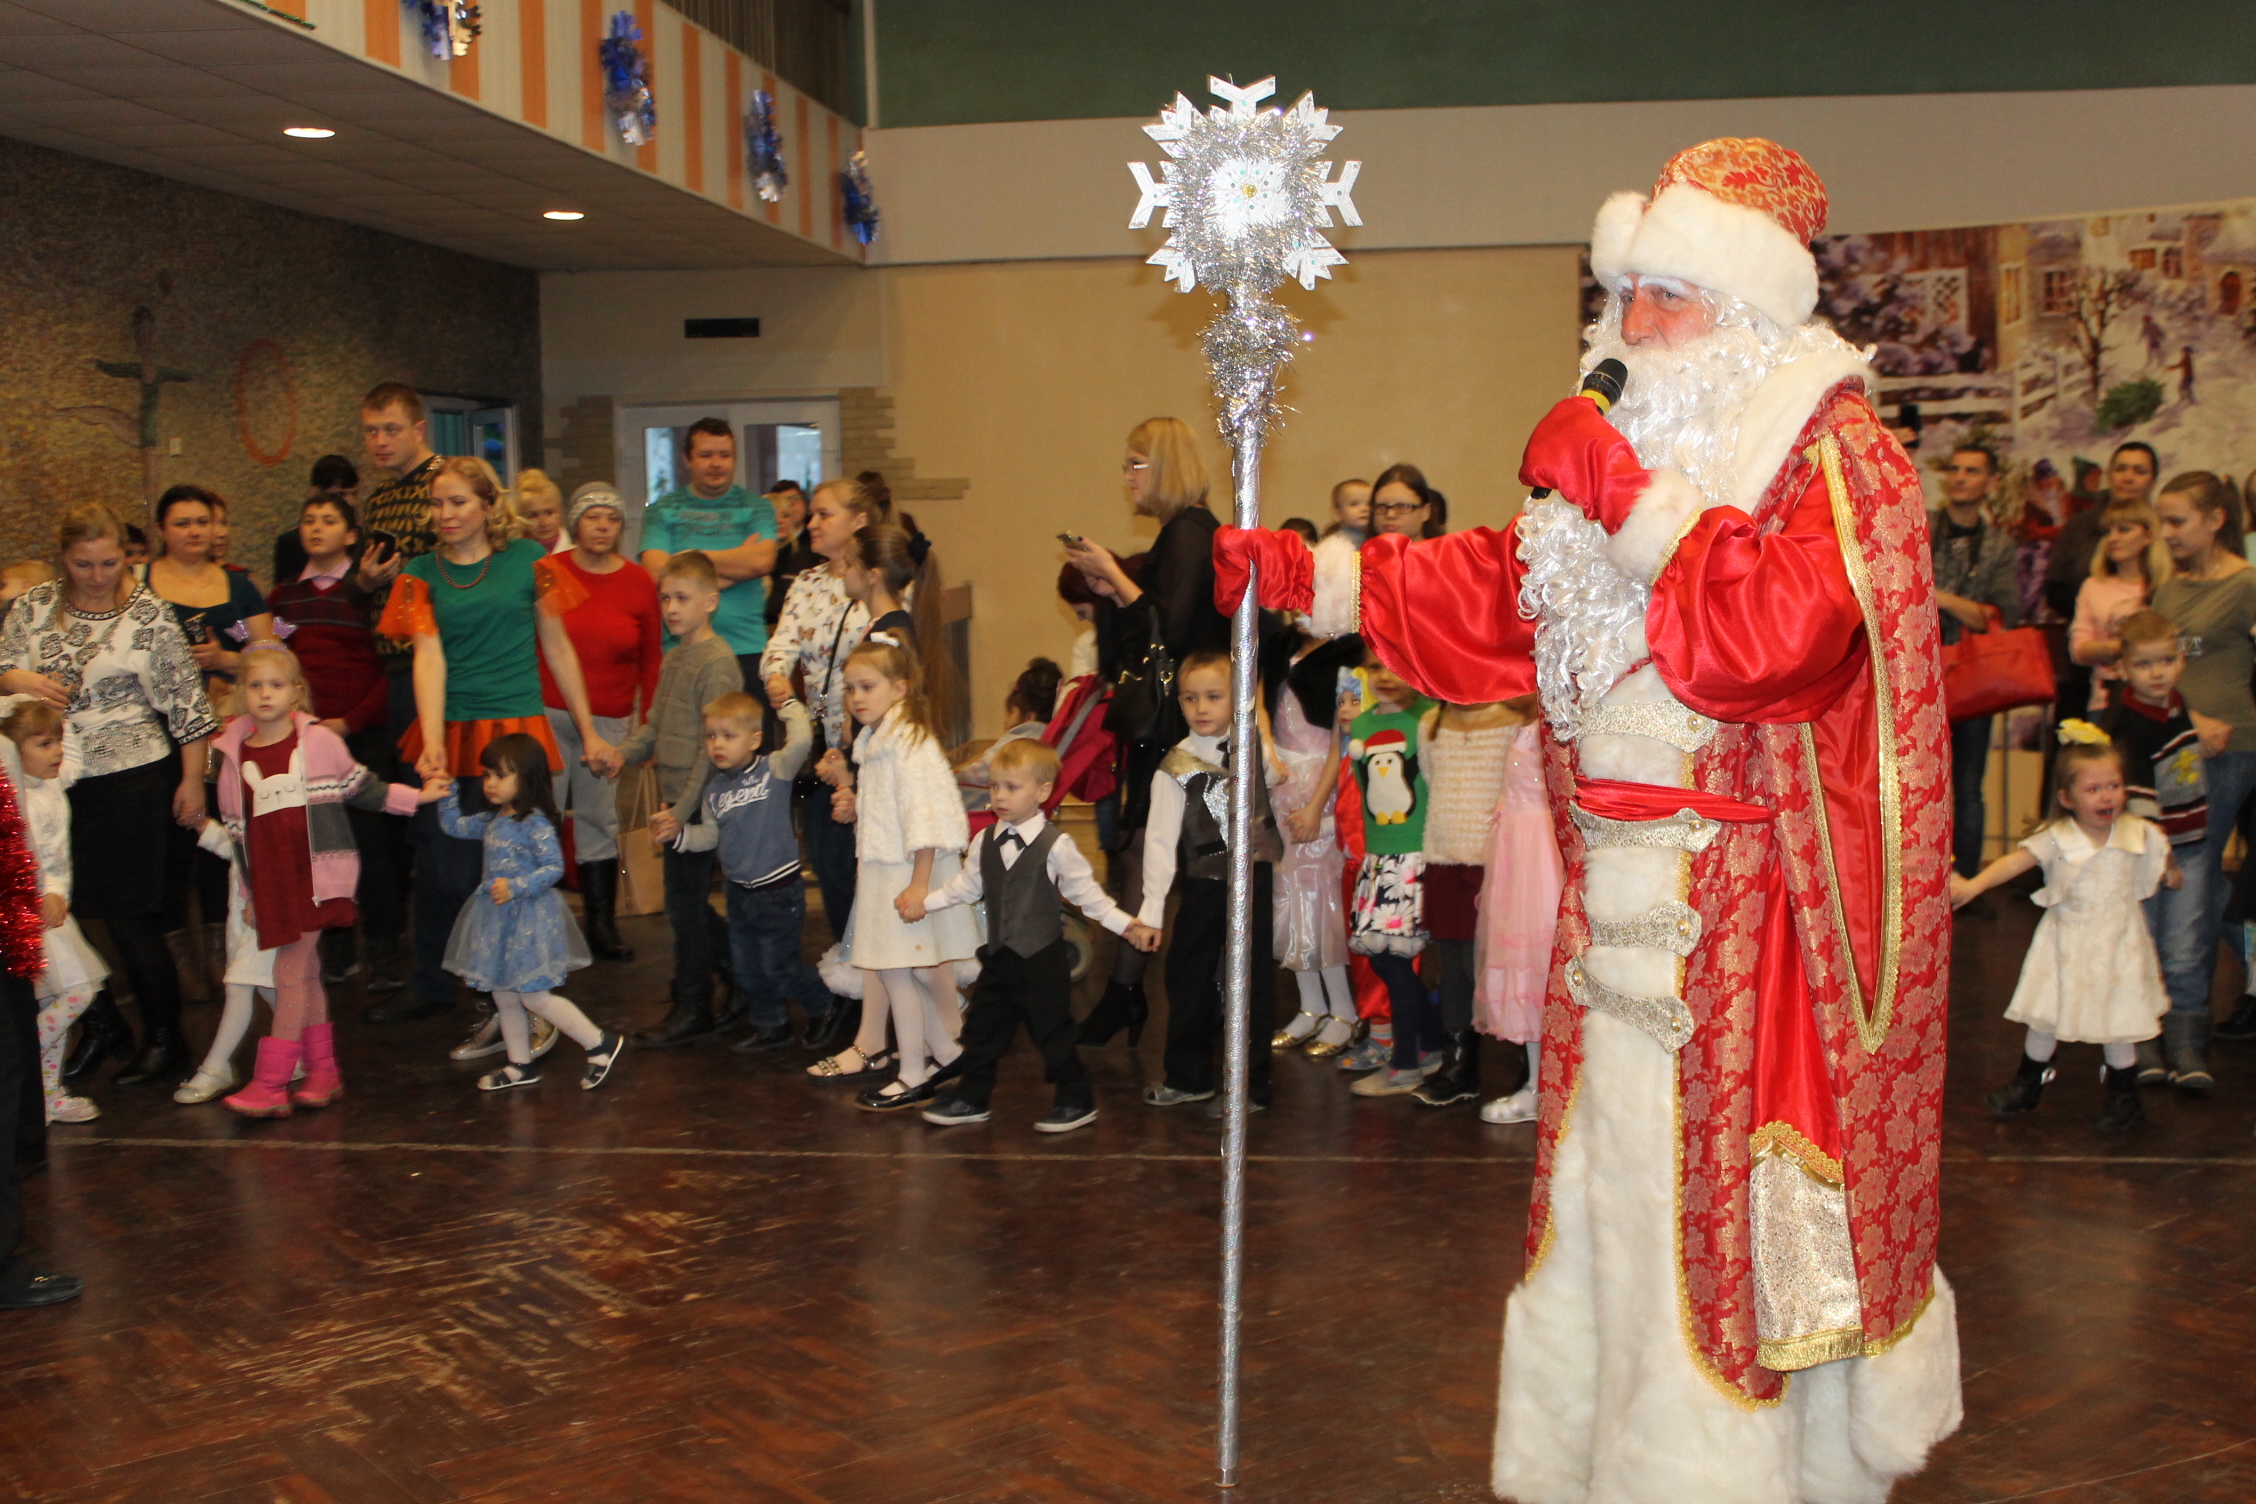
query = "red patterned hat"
xmin=1589 ymin=137 xmax=1827 ymax=330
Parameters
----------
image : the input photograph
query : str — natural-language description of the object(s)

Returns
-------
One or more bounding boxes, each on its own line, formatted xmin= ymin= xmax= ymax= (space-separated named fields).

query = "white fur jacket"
xmin=850 ymin=705 xmax=969 ymax=865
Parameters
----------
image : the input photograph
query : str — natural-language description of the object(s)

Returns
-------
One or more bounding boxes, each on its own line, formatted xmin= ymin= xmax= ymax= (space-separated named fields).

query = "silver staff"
xmin=1130 ymin=75 xmax=1360 ymax=1487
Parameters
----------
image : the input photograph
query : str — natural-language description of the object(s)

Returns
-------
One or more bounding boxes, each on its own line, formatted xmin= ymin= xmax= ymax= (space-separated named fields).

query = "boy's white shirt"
xmin=925 ymin=810 xmax=1133 ymax=936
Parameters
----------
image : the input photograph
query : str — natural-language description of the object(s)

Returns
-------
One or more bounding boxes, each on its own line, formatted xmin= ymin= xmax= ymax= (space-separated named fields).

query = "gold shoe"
xmin=1270 ymin=1012 xmax=1323 ymax=1051
xmin=1303 ymin=1017 xmax=1364 ymax=1061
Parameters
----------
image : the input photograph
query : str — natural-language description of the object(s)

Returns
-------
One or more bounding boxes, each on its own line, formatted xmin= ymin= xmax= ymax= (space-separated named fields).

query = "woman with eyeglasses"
xmin=1063 ymin=418 xmax=1231 ymax=1047
xmin=1369 ymin=463 xmax=1447 ymax=541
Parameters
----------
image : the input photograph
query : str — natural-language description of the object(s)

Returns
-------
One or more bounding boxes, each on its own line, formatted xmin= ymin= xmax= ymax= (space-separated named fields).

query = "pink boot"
xmin=223 ymin=1037 xmax=300 ymax=1119
xmin=291 ymin=1023 xmax=344 ymax=1109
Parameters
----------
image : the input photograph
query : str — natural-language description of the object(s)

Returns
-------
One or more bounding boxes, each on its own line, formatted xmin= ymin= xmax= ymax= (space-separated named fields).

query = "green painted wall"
xmin=876 ymin=0 xmax=2255 ymax=127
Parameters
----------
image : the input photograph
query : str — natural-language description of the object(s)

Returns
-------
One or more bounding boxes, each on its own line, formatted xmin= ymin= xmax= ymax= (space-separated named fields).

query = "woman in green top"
xmin=2148 ymin=471 xmax=2256 ymax=1091
xmin=1345 ymin=656 xmax=1437 ymax=1092
xmin=376 ymin=457 xmax=618 ymax=1027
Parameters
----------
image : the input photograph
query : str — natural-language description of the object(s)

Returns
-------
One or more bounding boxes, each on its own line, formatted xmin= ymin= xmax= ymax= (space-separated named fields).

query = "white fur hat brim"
xmin=1589 ymin=183 xmax=1818 ymax=331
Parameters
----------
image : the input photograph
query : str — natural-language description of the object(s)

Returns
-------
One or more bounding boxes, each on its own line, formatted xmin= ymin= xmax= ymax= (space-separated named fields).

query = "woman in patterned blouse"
xmin=0 ymin=503 xmax=220 ymax=1087
xmin=758 ymin=478 xmax=880 ymax=944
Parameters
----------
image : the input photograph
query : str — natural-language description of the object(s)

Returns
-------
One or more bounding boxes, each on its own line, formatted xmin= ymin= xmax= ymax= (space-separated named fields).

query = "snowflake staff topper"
xmin=1129 ymin=76 xmax=1360 ymax=295
xmin=1129 ymin=77 xmax=1361 ymax=438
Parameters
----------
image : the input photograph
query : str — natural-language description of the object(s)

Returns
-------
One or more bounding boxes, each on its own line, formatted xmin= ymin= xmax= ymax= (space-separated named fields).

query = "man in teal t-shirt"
xmin=638 ymin=418 xmax=778 ymax=670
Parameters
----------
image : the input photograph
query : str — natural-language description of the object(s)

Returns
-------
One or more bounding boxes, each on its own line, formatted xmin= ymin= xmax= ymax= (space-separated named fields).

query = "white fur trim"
xmin=816 ymin=940 xmax=981 ymax=997
xmin=1729 ymin=346 xmax=1874 ymax=514
xmin=1607 ymin=470 xmax=1704 ymax=584
xmin=1589 ymin=183 xmax=1819 ymax=334
xmin=1308 ymin=531 xmax=1360 ymax=640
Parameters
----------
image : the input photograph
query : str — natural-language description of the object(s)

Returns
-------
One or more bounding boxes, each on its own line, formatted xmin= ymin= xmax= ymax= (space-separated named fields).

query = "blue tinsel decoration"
xmin=407 ymin=0 xmax=481 ymax=60
xmin=745 ymin=90 xmax=788 ymax=203
xmin=840 ymin=150 xmax=879 ymax=247
xmin=599 ymin=11 xmax=657 ymax=146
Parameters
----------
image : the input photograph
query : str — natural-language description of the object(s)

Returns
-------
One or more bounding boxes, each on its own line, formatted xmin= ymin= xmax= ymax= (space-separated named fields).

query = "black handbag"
xmin=1104 ymin=608 xmax=1179 ymax=745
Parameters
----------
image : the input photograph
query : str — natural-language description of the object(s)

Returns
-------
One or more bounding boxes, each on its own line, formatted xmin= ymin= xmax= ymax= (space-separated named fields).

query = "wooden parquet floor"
xmin=6 ymin=885 xmax=2256 ymax=1502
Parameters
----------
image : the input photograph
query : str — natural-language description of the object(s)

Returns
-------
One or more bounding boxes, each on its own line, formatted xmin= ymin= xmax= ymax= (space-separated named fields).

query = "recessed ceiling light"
xmin=283 ymin=126 xmax=335 ymax=139
xmin=543 ymin=210 xmax=585 ymax=221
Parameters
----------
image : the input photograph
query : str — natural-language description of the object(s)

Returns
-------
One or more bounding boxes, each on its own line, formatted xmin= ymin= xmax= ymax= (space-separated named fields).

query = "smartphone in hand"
xmin=367 ymin=529 xmax=400 ymax=565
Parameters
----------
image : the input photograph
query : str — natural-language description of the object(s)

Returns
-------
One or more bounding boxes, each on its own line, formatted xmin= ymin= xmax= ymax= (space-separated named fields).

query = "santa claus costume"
xmin=1220 ymin=138 xmax=1962 ymax=1503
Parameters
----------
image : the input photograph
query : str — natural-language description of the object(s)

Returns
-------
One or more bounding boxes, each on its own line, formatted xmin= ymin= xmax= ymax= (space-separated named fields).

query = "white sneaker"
xmin=1481 ymin=1088 xmax=1537 ymax=1125
xmin=46 ymin=1095 xmax=99 ymax=1124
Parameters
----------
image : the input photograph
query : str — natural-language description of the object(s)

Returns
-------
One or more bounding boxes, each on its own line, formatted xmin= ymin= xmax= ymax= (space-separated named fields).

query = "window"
xmin=2162 ymin=247 xmax=2183 ymax=279
xmin=2129 ymin=248 xmax=2157 ymax=271
xmin=2041 ymin=268 xmax=2079 ymax=316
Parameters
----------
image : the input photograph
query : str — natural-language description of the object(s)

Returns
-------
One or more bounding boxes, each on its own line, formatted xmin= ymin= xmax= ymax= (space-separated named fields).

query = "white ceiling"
xmin=0 ymin=0 xmax=847 ymax=271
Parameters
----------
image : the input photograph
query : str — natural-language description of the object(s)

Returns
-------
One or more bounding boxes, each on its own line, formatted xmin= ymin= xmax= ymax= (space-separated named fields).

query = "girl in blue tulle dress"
xmin=441 ymin=733 xmax=625 ymax=1092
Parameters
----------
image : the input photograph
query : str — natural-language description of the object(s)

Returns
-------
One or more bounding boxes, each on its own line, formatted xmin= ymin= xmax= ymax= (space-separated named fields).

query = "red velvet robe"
xmin=1356 ymin=383 xmax=1950 ymax=1402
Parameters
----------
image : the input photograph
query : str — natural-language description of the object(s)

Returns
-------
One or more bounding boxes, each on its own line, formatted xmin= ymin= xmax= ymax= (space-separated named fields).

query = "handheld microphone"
xmin=1528 ymin=358 xmax=1628 ymax=500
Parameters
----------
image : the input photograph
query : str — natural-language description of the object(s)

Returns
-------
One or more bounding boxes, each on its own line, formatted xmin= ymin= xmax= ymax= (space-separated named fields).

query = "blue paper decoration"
xmin=599 ymin=12 xmax=656 ymax=146
xmin=841 ymin=150 xmax=879 ymax=247
xmin=407 ymin=0 xmax=481 ymax=60
xmin=746 ymin=90 xmax=788 ymax=203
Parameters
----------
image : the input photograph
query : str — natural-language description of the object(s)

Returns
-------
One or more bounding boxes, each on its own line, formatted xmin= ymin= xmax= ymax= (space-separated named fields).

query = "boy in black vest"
xmin=909 ymin=739 xmax=1158 ymax=1132
xmin=1138 ymin=649 xmax=1283 ymax=1114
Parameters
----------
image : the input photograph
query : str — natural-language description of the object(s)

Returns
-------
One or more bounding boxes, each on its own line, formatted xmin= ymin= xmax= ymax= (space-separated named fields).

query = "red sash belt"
xmin=1573 ymin=776 xmax=1843 ymax=1174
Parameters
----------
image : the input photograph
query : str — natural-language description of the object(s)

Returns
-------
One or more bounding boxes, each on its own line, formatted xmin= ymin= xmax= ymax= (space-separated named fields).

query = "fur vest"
xmin=851 ymin=706 xmax=969 ymax=865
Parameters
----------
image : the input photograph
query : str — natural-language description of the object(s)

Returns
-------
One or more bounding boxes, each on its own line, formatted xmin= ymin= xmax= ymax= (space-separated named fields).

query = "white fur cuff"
xmin=1607 ymin=469 xmax=1704 ymax=584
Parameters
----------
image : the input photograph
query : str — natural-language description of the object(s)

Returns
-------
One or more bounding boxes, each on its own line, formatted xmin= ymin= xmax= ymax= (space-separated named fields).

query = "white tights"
xmin=2023 ymin=1028 xmax=2138 ymax=1071
xmin=494 ymin=989 xmax=603 ymax=1064
xmin=1292 ymin=965 xmax=1356 ymax=1020
xmin=865 ymin=966 xmax=962 ymax=1087
xmin=35 ymin=984 xmax=98 ymax=1108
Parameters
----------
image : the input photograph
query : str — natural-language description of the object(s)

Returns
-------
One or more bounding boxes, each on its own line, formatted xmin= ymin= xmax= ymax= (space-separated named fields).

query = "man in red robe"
xmin=1223 ymin=139 xmax=1962 ymax=1502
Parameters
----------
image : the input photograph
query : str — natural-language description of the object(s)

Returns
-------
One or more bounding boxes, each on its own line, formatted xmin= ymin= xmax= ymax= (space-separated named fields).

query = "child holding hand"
xmin=1951 ymin=724 xmax=2178 ymax=1135
xmin=0 ymin=700 xmax=105 ymax=1124
xmin=913 ymin=738 xmax=1160 ymax=1133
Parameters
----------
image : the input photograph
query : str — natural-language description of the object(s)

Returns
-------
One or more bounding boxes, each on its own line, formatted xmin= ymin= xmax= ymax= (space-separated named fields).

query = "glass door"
xmin=613 ymin=397 xmax=841 ymax=556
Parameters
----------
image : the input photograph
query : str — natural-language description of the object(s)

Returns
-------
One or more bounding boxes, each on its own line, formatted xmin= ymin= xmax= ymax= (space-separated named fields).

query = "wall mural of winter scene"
xmin=1583 ymin=196 xmax=2256 ymax=753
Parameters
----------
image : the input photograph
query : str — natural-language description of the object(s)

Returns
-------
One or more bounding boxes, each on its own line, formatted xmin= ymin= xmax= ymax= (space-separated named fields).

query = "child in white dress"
xmin=1950 ymin=724 xmax=2177 ymax=1135
xmin=0 ymin=700 xmax=107 ymax=1124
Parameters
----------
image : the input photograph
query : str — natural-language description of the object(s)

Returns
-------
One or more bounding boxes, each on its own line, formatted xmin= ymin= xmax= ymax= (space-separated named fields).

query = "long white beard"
xmin=1519 ymin=294 xmax=1860 ymax=737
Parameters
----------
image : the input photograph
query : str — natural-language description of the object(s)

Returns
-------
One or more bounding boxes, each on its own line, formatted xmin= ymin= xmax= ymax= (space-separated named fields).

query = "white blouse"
xmin=0 ymin=583 xmax=218 ymax=778
xmin=759 ymin=567 xmax=869 ymax=748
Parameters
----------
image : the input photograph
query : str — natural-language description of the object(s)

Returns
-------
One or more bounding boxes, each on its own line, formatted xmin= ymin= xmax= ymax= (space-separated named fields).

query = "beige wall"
xmin=543 ymin=243 xmax=1580 ymax=738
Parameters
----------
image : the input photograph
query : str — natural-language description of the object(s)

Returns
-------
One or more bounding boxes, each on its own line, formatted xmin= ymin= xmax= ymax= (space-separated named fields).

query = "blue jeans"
xmin=2146 ymin=748 xmax=2256 ymax=1015
xmin=662 ymin=841 xmax=730 ymax=1005
xmin=725 ymin=878 xmax=840 ymax=1030
xmin=1948 ymin=715 xmax=1992 ymax=878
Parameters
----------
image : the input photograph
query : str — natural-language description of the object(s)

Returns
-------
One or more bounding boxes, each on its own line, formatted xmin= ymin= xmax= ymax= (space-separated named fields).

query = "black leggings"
xmin=162 ymin=821 xmax=228 ymax=933
xmin=107 ymin=913 xmax=182 ymax=1037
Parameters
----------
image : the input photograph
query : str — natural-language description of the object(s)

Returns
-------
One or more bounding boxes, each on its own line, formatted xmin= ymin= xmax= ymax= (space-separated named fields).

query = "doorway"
xmin=613 ymin=397 xmax=841 ymax=555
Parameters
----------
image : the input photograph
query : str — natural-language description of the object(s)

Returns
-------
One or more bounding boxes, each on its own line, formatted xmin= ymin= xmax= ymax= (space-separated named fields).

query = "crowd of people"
xmin=0 ymin=365 xmax=2251 ymax=1314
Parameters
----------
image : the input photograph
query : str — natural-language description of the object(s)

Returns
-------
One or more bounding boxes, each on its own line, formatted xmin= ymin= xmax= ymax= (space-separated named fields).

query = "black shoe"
xmin=2094 ymin=1066 xmax=2145 ymax=1136
xmin=634 ymin=996 xmax=716 ymax=1048
xmin=112 ymin=1030 xmax=191 ymax=1089
xmin=920 ymin=1096 xmax=991 ymax=1126
xmin=1078 ymin=981 xmax=1149 ymax=1047
xmin=60 ymin=991 xmax=132 ymax=1083
xmin=1032 ymin=1102 xmax=1097 ymax=1134
xmin=857 ymin=1077 xmax=937 ymax=1112
xmin=363 ymin=939 xmax=408 ymax=994
xmin=361 ymin=993 xmax=453 ymax=1026
xmin=580 ymin=1030 xmax=627 ymax=1091
xmin=1985 ymin=1054 xmax=2053 ymax=1117
xmin=709 ymin=978 xmax=749 ymax=1034
xmin=0 ymin=1271 xmax=83 ymax=1310
xmin=2216 ymin=996 xmax=2256 ymax=1043
xmin=578 ymin=861 xmax=635 ymax=962
xmin=2164 ymin=1012 xmax=2213 ymax=1095
xmin=1412 ymin=1028 xmax=1481 ymax=1108
xmin=731 ymin=1023 xmax=797 ymax=1054
xmin=318 ymin=928 xmax=359 ymax=986
xmin=803 ymin=1000 xmax=855 ymax=1053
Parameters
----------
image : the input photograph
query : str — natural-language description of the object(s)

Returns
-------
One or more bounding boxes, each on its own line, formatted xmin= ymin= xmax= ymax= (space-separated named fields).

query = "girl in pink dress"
xmin=1472 ymin=700 xmax=1561 ymax=1124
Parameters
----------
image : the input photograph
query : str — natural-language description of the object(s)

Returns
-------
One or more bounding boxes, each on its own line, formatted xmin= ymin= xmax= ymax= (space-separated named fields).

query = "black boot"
xmin=61 ymin=990 xmax=133 ymax=1082
xmin=579 ymin=861 xmax=634 ymax=962
xmin=1412 ymin=1029 xmax=1482 ymax=1107
xmin=1985 ymin=1053 xmax=2053 ymax=1117
xmin=2164 ymin=1011 xmax=2213 ymax=1095
xmin=364 ymin=935 xmax=408 ymax=994
xmin=319 ymin=927 xmax=359 ymax=985
xmin=2094 ymin=1065 xmax=2145 ymax=1136
xmin=635 ymin=994 xmax=716 ymax=1047
xmin=710 ymin=974 xmax=748 ymax=1034
xmin=112 ymin=1028 xmax=192 ymax=1089
xmin=2216 ymin=996 xmax=2256 ymax=1042
xmin=1078 ymin=981 xmax=1149 ymax=1047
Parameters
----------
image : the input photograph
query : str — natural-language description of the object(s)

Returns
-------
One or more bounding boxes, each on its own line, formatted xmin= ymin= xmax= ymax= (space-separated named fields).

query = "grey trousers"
xmin=546 ymin=708 xmax=629 ymax=863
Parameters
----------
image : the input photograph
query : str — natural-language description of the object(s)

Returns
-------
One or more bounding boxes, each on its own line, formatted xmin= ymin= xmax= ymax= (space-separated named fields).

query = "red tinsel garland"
xmin=0 ymin=773 xmax=46 ymax=979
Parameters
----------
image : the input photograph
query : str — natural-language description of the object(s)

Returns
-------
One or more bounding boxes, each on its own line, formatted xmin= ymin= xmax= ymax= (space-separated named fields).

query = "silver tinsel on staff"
xmin=1128 ymin=75 xmax=1359 ymax=1488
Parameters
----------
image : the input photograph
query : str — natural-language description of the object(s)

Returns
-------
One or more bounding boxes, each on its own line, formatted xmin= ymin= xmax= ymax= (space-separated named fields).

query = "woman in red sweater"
xmin=265 ymin=495 xmax=409 ymax=989
xmin=536 ymin=484 xmax=661 ymax=959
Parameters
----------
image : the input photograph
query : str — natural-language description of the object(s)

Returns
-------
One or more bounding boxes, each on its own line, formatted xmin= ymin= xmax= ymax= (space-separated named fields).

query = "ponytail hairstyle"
xmin=844 ymin=637 xmax=943 ymax=748
xmin=810 ymin=476 xmax=879 ymax=533
xmin=1006 ymin=657 xmax=1064 ymax=725
xmin=846 ymin=521 xmax=959 ymax=733
xmin=479 ymin=731 xmax=562 ymax=828
xmin=2160 ymin=470 xmax=2242 ymax=562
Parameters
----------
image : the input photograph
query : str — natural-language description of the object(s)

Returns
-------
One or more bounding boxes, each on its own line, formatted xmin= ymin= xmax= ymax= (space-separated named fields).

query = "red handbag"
xmin=1941 ymin=609 xmax=2055 ymax=721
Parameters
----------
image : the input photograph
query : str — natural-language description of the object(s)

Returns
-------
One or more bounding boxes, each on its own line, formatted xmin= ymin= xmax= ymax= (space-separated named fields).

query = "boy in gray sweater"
xmin=621 ymin=552 xmax=743 ymax=1046
xmin=680 ymin=691 xmax=849 ymax=1052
